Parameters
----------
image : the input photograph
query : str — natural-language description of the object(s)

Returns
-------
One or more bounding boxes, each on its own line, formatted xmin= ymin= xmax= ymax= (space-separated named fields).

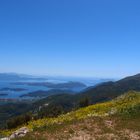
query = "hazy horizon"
xmin=0 ymin=71 xmax=137 ymax=80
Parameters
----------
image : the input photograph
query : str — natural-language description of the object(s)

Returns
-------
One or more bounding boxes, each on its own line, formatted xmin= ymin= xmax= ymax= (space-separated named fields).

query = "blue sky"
xmin=0 ymin=0 xmax=140 ymax=78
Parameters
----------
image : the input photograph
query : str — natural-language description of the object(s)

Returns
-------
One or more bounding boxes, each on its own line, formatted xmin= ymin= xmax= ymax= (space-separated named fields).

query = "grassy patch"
xmin=1 ymin=91 xmax=140 ymax=139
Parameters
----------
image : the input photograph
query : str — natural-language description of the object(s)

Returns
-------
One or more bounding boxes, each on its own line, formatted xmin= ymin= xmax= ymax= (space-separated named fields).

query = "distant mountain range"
xmin=14 ymin=81 xmax=87 ymax=89
xmin=0 ymin=73 xmax=47 ymax=81
xmin=0 ymin=73 xmax=113 ymax=86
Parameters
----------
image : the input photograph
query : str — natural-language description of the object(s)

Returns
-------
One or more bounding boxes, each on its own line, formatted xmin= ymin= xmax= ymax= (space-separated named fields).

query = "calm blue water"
xmin=0 ymin=79 xmax=85 ymax=99
xmin=0 ymin=81 xmax=51 ymax=99
xmin=0 ymin=77 xmax=111 ymax=99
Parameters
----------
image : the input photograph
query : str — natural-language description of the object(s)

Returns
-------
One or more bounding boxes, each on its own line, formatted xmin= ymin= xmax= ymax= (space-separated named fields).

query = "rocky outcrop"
xmin=0 ymin=138 xmax=10 ymax=140
xmin=1 ymin=127 xmax=29 ymax=140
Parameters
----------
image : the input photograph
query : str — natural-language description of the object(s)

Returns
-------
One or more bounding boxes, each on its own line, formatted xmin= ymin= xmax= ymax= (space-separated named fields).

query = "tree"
xmin=79 ymin=97 xmax=90 ymax=108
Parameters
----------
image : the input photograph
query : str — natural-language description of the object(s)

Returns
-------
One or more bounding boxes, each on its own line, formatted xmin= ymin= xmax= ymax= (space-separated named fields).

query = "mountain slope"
xmin=1 ymin=91 xmax=140 ymax=140
xmin=1 ymin=73 xmax=140 ymax=130
xmin=27 ymin=91 xmax=140 ymax=130
xmin=77 ymin=73 xmax=140 ymax=103
xmin=33 ymin=73 xmax=140 ymax=113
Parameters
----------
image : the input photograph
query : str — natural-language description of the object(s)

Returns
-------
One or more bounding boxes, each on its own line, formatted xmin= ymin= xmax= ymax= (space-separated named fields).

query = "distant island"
xmin=14 ymin=81 xmax=87 ymax=89
xmin=0 ymin=88 xmax=27 ymax=92
xmin=0 ymin=93 xmax=8 ymax=96
xmin=0 ymin=73 xmax=47 ymax=81
xmin=20 ymin=89 xmax=74 ymax=98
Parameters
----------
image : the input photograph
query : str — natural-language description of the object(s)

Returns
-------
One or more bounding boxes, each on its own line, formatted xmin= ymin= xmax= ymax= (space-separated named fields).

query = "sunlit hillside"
xmin=1 ymin=91 xmax=140 ymax=140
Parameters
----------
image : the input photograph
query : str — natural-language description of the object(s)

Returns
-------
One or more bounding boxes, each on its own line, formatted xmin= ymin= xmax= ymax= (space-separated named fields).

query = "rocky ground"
xmin=8 ymin=116 xmax=140 ymax=140
xmin=1 ymin=127 xmax=29 ymax=140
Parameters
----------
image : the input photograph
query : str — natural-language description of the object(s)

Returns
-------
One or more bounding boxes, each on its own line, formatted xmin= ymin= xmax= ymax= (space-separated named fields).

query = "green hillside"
xmin=1 ymin=73 xmax=140 ymax=129
xmin=27 ymin=91 xmax=140 ymax=129
xmin=1 ymin=91 xmax=140 ymax=139
xmin=78 ymin=74 xmax=140 ymax=103
xmin=33 ymin=73 xmax=140 ymax=115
